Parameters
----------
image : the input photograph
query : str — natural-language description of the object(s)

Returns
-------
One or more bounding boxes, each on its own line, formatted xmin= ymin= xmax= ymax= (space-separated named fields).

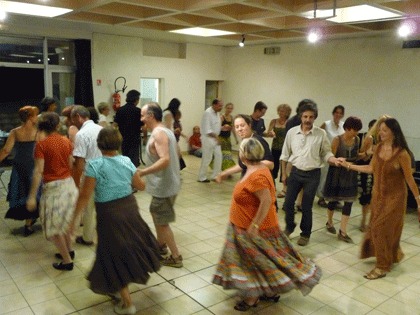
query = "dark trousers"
xmin=284 ymin=167 xmax=320 ymax=238
xmin=271 ymin=148 xmax=282 ymax=180
xmin=122 ymin=141 xmax=140 ymax=167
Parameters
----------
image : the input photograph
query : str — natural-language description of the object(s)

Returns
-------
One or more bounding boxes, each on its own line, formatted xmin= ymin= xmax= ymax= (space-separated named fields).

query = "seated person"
xmin=189 ymin=126 xmax=202 ymax=157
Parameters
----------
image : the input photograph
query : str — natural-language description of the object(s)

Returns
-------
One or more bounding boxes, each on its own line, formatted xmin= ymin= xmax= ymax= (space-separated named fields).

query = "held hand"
xmin=26 ymin=198 xmax=37 ymax=212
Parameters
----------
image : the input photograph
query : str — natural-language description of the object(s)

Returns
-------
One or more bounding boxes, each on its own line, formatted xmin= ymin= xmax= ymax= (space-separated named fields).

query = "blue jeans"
xmin=284 ymin=167 xmax=320 ymax=238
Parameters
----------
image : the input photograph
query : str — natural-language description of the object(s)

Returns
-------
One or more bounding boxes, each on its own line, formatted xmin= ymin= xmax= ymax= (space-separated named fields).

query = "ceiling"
xmin=5 ymin=0 xmax=420 ymax=46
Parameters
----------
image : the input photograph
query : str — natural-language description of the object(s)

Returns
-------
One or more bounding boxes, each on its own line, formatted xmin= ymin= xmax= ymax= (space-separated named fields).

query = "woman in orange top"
xmin=213 ymin=138 xmax=321 ymax=312
xmin=27 ymin=112 xmax=78 ymax=271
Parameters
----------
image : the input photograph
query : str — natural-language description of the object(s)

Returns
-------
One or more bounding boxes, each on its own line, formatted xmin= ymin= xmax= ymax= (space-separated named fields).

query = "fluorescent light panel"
xmin=170 ymin=27 xmax=235 ymax=37
xmin=303 ymin=5 xmax=401 ymax=23
xmin=0 ymin=0 xmax=72 ymax=18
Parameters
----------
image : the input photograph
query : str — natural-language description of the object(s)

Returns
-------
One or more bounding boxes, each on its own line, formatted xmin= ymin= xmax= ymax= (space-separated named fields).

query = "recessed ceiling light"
xmin=170 ymin=27 xmax=235 ymax=37
xmin=0 ymin=0 xmax=72 ymax=18
xmin=302 ymin=5 xmax=401 ymax=23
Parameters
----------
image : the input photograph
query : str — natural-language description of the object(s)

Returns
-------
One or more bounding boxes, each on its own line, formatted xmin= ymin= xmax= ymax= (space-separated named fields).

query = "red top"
xmin=34 ymin=133 xmax=73 ymax=182
xmin=230 ymin=167 xmax=278 ymax=230
xmin=188 ymin=133 xmax=201 ymax=148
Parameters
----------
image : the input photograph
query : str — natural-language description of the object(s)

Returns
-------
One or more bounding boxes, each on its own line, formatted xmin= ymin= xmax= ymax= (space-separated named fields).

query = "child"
xmin=188 ymin=125 xmax=202 ymax=157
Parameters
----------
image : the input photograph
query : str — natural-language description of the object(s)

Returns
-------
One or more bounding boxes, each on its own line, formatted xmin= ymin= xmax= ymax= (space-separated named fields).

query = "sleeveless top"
xmin=219 ymin=116 xmax=232 ymax=138
xmin=336 ymin=135 xmax=359 ymax=161
xmin=145 ymin=127 xmax=181 ymax=197
xmin=271 ymin=126 xmax=286 ymax=150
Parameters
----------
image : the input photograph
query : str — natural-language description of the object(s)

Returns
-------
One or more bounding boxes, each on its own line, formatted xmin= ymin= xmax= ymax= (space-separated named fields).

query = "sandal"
xmin=234 ymin=299 xmax=259 ymax=312
xmin=277 ymin=190 xmax=286 ymax=198
xmin=364 ymin=268 xmax=386 ymax=280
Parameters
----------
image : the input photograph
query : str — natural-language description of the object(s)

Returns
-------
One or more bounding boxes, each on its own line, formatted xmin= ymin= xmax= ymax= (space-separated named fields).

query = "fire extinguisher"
xmin=112 ymin=76 xmax=127 ymax=111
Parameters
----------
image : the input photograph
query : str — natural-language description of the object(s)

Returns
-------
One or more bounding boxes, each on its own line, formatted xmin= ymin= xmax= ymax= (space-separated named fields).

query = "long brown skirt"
xmin=88 ymin=194 xmax=161 ymax=294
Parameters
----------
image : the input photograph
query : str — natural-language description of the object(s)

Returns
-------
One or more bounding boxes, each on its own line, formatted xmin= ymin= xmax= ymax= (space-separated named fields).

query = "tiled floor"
xmin=0 ymin=154 xmax=420 ymax=314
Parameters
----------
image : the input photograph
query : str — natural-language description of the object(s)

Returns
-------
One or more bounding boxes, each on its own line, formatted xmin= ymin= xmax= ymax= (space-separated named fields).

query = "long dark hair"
xmin=163 ymin=98 xmax=181 ymax=118
xmin=383 ymin=118 xmax=410 ymax=152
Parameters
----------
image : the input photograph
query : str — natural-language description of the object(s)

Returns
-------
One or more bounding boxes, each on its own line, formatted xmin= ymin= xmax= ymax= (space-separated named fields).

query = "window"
xmin=140 ymin=78 xmax=161 ymax=106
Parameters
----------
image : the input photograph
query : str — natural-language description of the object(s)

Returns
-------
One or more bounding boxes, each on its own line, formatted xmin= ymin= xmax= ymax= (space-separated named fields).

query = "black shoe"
xmin=24 ymin=225 xmax=35 ymax=237
xmin=260 ymin=294 xmax=280 ymax=303
xmin=197 ymin=179 xmax=210 ymax=183
xmin=52 ymin=262 xmax=74 ymax=271
xmin=75 ymin=236 xmax=94 ymax=246
xmin=55 ymin=250 xmax=75 ymax=260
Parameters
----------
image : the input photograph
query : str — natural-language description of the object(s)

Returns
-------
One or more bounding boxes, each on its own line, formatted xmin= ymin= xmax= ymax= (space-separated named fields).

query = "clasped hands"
xmin=331 ymin=157 xmax=349 ymax=167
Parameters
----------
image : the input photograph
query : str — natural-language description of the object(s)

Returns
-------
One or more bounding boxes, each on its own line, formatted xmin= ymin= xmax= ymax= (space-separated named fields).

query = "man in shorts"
xmin=139 ymin=102 xmax=182 ymax=268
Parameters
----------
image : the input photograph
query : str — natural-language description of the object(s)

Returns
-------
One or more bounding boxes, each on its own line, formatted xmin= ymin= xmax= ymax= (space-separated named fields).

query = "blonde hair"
xmin=239 ymin=138 xmax=264 ymax=162
xmin=97 ymin=102 xmax=110 ymax=114
xmin=277 ymin=104 xmax=292 ymax=119
xmin=366 ymin=114 xmax=392 ymax=143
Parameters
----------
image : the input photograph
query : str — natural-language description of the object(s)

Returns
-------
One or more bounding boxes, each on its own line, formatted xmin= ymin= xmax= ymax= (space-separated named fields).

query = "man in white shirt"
xmin=280 ymin=103 xmax=342 ymax=246
xmin=197 ymin=99 xmax=223 ymax=182
xmin=71 ymin=105 xmax=102 ymax=246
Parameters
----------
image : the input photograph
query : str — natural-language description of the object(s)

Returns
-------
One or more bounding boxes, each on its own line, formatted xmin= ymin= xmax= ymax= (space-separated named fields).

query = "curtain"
xmin=74 ymin=39 xmax=94 ymax=107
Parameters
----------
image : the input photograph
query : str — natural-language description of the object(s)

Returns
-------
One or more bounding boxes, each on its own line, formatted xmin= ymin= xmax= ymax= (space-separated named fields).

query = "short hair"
xmin=296 ymin=98 xmax=316 ymax=114
xmin=97 ymin=127 xmax=122 ymax=151
xmin=240 ymin=138 xmax=264 ymax=162
xmin=277 ymin=104 xmax=292 ymax=119
xmin=18 ymin=106 xmax=39 ymax=122
xmin=71 ymin=105 xmax=90 ymax=119
xmin=145 ymin=102 xmax=163 ymax=122
xmin=38 ymin=112 xmax=60 ymax=133
xmin=40 ymin=97 xmax=56 ymax=113
xmin=332 ymin=105 xmax=345 ymax=115
xmin=126 ymin=90 xmax=140 ymax=103
xmin=343 ymin=116 xmax=362 ymax=131
xmin=253 ymin=101 xmax=267 ymax=112
xmin=298 ymin=102 xmax=318 ymax=118
xmin=97 ymin=102 xmax=109 ymax=114
xmin=234 ymin=114 xmax=252 ymax=126
xmin=212 ymin=98 xmax=221 ymax=106
xmin=225 ymin=102 xmax=234 ymax=108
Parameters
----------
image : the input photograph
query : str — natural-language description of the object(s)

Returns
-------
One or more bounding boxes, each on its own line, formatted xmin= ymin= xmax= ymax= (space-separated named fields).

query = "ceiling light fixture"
xmin=170 ymin=27 xmax=235 ymax=37
xmin=0 ymin=0 xmax=72 ymax=18
xmin=239 ymin=35 xmax=245 ymax=47
xmin=308 ymin=30 xmax=321 ymax=43
xmin=398 ymin=20 xmax=416 ymax=37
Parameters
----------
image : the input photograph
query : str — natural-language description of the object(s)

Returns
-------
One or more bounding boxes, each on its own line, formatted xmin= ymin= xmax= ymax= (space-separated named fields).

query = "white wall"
xmin=222 ymin=36 xmax=420 ymax=156
xmin=91 ymin=33 xmax=226 ymax=151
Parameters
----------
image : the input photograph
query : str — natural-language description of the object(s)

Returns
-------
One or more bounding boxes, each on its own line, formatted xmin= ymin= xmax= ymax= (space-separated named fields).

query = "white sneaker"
xmin=114 ymin=303 xmax=136 ymax=314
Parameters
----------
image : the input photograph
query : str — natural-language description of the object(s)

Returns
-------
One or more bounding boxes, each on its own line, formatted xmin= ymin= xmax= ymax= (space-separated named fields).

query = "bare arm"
xmin=215 ymin=164 xmax=242 ymax=183
xmin=0 ymin=129 xmax=16 ymax=163
xmin=26 ymin=158 xmax=44 ymax=211
xmin=73 ymin=157 xmax=85 ymax=188
xmin=247 ymin=188 xmax=272 ymax=237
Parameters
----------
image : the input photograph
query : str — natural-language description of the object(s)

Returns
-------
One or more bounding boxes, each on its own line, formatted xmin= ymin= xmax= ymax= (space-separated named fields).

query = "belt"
xmin=292 ymin=166 xmax=319 ymax=173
